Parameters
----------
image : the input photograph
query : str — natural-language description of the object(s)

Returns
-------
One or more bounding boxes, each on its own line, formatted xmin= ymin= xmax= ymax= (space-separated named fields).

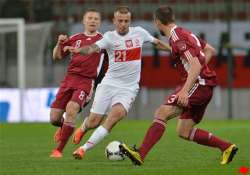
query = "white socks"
xmin=81 ymin=125 xmax=109 ymax=151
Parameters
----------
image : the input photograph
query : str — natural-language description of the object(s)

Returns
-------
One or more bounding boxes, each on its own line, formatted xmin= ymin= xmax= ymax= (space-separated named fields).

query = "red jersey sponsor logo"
xmin=125 ymin=40 xmax=133 ymax=48
xmin=114 ymin=47 xmax=141 ymax=62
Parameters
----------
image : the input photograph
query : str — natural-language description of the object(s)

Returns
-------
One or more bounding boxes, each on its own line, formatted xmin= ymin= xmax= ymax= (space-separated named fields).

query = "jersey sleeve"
xmin=138 ymin=27 xmax=155 ymax=43
xmin=173 ymin=39 xmax=205 ymax=65
xmin=95 ymin=32 xmax=110 ymax=50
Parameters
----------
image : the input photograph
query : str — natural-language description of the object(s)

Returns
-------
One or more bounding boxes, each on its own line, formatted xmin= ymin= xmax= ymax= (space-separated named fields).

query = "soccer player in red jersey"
xmin=120 ymin=6 xmax=238 ymax=165
xmin=49 ymin=9 xmax=105 ymax=158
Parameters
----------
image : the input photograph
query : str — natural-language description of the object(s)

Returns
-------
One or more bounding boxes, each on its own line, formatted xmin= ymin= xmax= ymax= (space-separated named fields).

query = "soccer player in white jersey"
xmin=64 ymin=6 xmax=170 ymax=159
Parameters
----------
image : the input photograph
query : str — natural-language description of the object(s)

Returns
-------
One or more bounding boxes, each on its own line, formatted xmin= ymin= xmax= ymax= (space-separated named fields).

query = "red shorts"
xmin=51 ymin=74 xmax=94 ymax=110
xmin=164 ymin=84 xmax=213 ymax=123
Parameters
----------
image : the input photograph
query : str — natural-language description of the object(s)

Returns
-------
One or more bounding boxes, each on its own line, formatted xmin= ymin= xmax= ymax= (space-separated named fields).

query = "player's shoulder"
xmin=132 ymin=26 xmax=146 ymax=32
xmin=101 ymin=30 xmax=117 ymax=42
xmin=171 ymin=27 xmax=193 ymax=43
xmin=103 ymin=30 xmax=115 ymax=37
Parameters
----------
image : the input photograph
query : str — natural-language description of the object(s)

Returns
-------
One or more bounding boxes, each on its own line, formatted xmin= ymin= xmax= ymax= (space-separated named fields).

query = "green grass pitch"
xmin=0 ymin=119 xmax=249 ymax=175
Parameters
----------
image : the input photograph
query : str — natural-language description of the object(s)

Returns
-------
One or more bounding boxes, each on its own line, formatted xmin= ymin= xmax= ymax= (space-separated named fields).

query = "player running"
xmin=50 ymin=9 xmax=105 ymax=158
xmin=120 ymin=6 xmax=238 ymax=165
xmin=64 ymin=6 xmax=170 ymax=159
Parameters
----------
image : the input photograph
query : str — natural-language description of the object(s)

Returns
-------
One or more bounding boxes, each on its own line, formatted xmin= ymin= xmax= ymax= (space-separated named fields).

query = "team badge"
xmin=176 ymin=41 xmax=187 ymax=51
xmin=135 ymin=38 xmax=140 ymax=46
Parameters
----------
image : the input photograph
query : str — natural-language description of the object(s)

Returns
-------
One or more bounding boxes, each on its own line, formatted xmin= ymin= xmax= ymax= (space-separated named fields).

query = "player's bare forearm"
xmin=153 ymin=39 xmax=171 ymax=51
xmin=78 ymin=44 xmax=100 ymax=55
xmin=52 ymin=44 xmax=63 ymax=60
xmin=203 ymin=43 xmax=216 ymax=64
xmin=182 ymin=58 xmax=202 ymax=92
xmin=53 ymin=35 xmax=68 ymax=60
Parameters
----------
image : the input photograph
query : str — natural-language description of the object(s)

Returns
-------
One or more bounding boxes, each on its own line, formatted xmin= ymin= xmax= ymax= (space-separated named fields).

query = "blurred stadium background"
xmin=0 ymin=0 xmax=250 ymax=122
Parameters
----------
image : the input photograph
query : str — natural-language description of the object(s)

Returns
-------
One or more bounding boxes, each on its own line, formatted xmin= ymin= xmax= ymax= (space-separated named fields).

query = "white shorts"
xmin=90 ymin=84 xmax=138 ymax=115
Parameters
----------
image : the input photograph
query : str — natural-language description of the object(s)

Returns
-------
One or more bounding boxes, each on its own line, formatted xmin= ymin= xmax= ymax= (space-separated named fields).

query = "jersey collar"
xmin=83 ymin=31 xmax=99 ymax=37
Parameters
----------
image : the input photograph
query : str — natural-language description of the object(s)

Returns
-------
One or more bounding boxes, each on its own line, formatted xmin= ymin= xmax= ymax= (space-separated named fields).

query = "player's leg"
xmin=51 ymin=88 xmax=88 ymax=157
xmin=73 ymin=84 xmax=114 ymax=159
xmin=120 ymin=104 xmax=181 ymax=165
xmin=50 ymin=108 xmax=64 ymax=127
xmin=177 ymin=85 xmax=238 ymax=164
xmin=50 ymin=108 xmax=64 ymax=143
xmin=177 ymin=118 xmax=237 ymax=164
xmin=54 ymin=101 xmax=80 ymax=153
xmin=73 ymin=104 xmax=126 ymax=159
xmin=72 ymin=113 xmax=103 ymax=144
xmin=50 ymin=87 xmax=72 ymax=158
xmin=73 ymin=86 xmax=135 ymax=159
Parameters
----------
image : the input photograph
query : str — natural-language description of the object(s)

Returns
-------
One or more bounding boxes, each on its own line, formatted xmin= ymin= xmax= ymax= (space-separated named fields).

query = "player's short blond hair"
xmin=114 ymin=6 xmax=130 ymax=15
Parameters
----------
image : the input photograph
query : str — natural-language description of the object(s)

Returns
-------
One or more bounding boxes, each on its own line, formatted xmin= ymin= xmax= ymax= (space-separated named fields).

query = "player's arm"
xmin=64 ymin=44 xmax=101 ymax=55
xmin=177 ymin=50 xmax=202 ymax=107
xmin=52 ymin=35 xmax=68 ymax=60
xmin=203 ymin=43 xmax=216 ymax=64
xmin=153 ymin=38 xmax=171 ymax=51
xmin=182 ymin=51 xmax=202 ymax=93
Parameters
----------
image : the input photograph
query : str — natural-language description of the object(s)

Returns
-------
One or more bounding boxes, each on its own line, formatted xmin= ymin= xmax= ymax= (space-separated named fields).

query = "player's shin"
xmin=81 ymin=125 xmax=109 ymax=152
xmin=56 ymin=121 xmax=75 ymax=152
xmin=139 ymin=118 xmax=166 ymax=160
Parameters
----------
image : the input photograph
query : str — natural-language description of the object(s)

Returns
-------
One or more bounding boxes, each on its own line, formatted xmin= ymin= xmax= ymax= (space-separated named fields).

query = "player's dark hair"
xmin=83 ymin=8 xmax=101 ymax=17
xmin=114 ymin=6 xmax=130 ymax=14
xmin=155 ymin=6 xmax=175 ymax=25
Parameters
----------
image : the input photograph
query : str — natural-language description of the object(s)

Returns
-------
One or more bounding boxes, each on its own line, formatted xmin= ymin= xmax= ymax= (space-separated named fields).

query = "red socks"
xmin=56 ymin=122 xmax=74 ymax=152
xmin=139 ymin=119 xmax=166 ymax=160
xmin=189 ymin=128 xmax=231 ymax=152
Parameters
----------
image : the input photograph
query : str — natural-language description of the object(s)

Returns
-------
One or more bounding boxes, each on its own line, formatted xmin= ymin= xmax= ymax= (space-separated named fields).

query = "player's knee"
xmin=65 ymin=102 xmax=80 ymax=119
xmin=154 ymin=106 xmax=171 ymax=122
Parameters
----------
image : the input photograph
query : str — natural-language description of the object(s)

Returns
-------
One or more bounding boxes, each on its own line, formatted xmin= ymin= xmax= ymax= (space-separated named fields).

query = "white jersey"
xmin=95 ymin=26 xmax=155 ymax=91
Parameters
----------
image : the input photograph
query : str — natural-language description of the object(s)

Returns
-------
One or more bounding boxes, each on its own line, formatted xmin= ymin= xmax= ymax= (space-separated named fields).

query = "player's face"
xmin=83 ymin=12 xmax=101 ymax=33
xmin=113 ymin=12 xmax=131 ymax=35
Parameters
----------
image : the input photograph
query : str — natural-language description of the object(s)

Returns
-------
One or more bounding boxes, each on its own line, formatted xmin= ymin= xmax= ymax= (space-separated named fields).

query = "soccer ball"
xmin=105 ymin=141 xmax=125 ymax=161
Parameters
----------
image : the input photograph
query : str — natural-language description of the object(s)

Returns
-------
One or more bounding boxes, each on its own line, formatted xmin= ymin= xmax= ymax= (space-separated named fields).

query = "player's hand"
xmin=176 ymin=89 xmax=189 ymax=107
xmin=63 ymin=46 xmax=75 ymax=52
xmin=57 ymin=34 xmax=68 ymax=45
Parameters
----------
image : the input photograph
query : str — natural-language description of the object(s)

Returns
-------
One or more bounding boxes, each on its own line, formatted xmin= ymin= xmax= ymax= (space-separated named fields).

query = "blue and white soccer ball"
xmin=105 ymin=141 xmax=125 ymax=161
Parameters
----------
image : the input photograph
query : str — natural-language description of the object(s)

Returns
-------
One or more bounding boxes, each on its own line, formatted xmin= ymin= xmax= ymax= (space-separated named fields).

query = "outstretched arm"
xmin=153 ymin=38 xmax=171 ymax=51
xmin=64 ymin=44 xmax=100 ymax=55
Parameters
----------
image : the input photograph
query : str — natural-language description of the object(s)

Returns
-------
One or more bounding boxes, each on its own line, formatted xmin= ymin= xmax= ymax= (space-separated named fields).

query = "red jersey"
xmin=60 ymin=32 xmax=104 ymax=80
xmin=169 ymin=26 xmax=217 ymax=86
